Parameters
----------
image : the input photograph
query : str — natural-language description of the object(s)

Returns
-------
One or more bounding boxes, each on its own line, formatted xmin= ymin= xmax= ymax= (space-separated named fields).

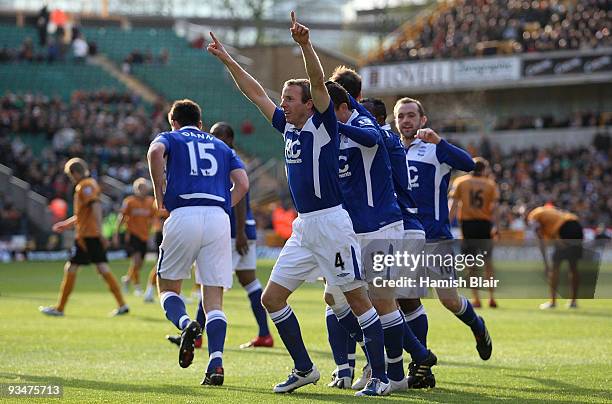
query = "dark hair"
xmin=168 ymin=99 xmax=201 ymax=127
xmin=361 ymin=97 xmax=387 ymax=123
xmin=330 ymin=65 xmax=361 ymax=99
xmin=394 ymin=97 xmax=426 ymax=117
xmin=283 ymin=79 xmax=311 ymax=103
xmin=325 ymin=80 xmax=350 ymax=110
xmin=473 ymin=157 xmax=489 ymax=174
xmin=210 ymin=121 xmax=234 ymax=140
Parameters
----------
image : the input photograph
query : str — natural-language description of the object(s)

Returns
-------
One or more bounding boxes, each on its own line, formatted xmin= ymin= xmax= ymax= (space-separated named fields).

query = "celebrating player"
xmin=148 ymin=99 xmax=249 ymax=386
xmin=113 ymin=177 xmax=156 ymax=297
xmin=40 ymin=158 xmax=129 ymax=317
xmin=449 ymin=157 xmax=499 ymax=308
xmin=325 ymin=68 xmax=436 ymax=392
xmin=527 ymin=205 xmax=583 ymax=309
xmin=208 ymin=12 xmax=391 ymax=396
xmin=394 ymin=97 xmax=493 ymax=388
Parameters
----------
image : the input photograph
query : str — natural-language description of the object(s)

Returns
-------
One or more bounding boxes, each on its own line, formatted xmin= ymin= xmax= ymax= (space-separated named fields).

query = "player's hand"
xmin=491 ymin=226 xmax=499 ymax=240
xmin=235 ymin=231 xmax=249 ymax=256
xmin=124 ymin=232 xmax=130 ymax=245
xmin=415 ymin=128 xmax=441 ymax=144
xmin=112 ymin=233 xmax=120 ymax=248
xmin=206 ymin=31 xmax=231 ymax=62
xmin=52 ymin=221 xmax=68 ymax=233
xmin=290 ymin=11 xmax=310 ymax=46
xmin=154 ymin=198 xmax=165 ymax=213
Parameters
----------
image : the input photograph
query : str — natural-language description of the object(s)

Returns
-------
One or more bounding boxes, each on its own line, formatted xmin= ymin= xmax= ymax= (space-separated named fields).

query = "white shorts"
xmin=157 ymin=206 xmax=232 ymax=289
xmin=270 ymin=205 xmax=363 ymax=293
xmin=396 ymin=239 xmax=458 ymax=299
xmin=232 ymin=239 xmax=257 ymax=271
xmin=325 ymin=221 xmax=408 ymax=302
xmin=394 ymin=229 xmax=427 ymax=299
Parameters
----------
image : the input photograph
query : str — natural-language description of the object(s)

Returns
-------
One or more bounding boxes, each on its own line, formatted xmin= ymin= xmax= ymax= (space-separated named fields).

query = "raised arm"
xmin=207 ymin=32 xmax=276 ymax=122
xmin=290 ymin=11 xmax=329 ymax=113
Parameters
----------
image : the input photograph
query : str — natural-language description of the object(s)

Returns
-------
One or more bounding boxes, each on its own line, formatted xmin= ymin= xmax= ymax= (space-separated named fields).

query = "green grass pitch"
xmin=1 ymin=259 xmax=611 ymax=403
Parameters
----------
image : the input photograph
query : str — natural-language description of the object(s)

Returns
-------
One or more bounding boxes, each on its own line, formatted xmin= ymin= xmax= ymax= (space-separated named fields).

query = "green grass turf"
xmin=0 ymin=259 xmax=611 ymax=403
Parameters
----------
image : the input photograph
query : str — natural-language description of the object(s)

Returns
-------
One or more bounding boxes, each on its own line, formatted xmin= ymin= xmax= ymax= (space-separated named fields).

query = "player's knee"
xmin=324 ymin=293 xmax=335 ymax=307
xmin=261 ymin=290 xmax=283 ymax=312
xmin=397 ymin=298 xmax=421 ymax=314
xmin=344 ymin=288 xmax=372 ymax=316
xmin=440 ymin=297 xmax=461 ymax=312
xmin=96 ymin=263 xmax=110 ymax=275
xmin=237 ymin=270 xmax=256 ymax=287
xmin=371 ymin=297 xmax=396 ymax=315
xmin=64 ymin=262 xmax=78 ymax=273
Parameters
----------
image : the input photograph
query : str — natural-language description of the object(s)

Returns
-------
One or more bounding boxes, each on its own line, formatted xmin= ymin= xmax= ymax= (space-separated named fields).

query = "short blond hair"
xmin=64 ymin=157 xmax=89 ymax=177
xmin=133 ymin=177 xmax=149 ymax=194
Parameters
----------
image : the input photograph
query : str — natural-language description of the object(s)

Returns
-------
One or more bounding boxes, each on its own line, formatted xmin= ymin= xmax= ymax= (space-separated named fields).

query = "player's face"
xmin=394 ymin=102 xmax=426 ymax=137
xmin=280 ymin=85 xmax=312 ymax=126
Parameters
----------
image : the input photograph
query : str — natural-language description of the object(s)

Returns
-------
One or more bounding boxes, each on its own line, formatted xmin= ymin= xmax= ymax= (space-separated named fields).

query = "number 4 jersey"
xmin=152 ymin=126 xmax=244 ymax=213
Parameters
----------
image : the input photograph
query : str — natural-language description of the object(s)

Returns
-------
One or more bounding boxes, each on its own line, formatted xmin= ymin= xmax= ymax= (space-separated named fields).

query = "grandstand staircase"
xmin=89 ymin=55 xmax=161 ymax=104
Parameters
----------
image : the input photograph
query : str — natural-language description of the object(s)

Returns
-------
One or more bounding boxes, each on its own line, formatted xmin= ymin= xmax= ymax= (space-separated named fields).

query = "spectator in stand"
xmin=72 ymin=34 xmax=88 ymax=63
xmin=375 ymin=0 xmax=611 ymax=62
xmin=0 ymin=201 xmax=24 ymax=236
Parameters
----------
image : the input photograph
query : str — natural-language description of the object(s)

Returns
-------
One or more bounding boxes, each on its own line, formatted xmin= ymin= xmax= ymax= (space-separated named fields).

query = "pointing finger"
xmin=209 ymin=31 xmax=219 ymax=45
xmin=290 ymin=10 xmax=296 ymax=25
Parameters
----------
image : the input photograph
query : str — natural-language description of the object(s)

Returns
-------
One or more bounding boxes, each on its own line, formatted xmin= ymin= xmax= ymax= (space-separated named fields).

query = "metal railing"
xmin=0 ymin=163 xmax=54 ymax=232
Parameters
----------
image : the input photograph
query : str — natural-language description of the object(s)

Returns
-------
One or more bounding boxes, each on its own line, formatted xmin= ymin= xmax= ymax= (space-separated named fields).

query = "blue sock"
xmin=205 ymin=310 xmax=227 ymax=372
xmin=326 ymin=306 xmax=351 ymax=379
xmin=455 ymin=296 xmax=485 ymax=335
xmin=405 ymin=304 xmax=428 ymax=348
xmin=244 ymin=280 xmax=270 ymax=337
xmin=400 ymin=314 xmax=429 ymax=363
xmin=380 ymin=310 xmax=407 ymax=382
xmin=336 ymin=306 xmax=370 ymax=363
xmin=357 ymin=308 xmax=389 ymax=384
xmin=196 ymin=298 xmax=206 ymax=329
xmin=269 ymin=305 xmax=313 ymax=372
xmin=160 ymin=291 xmax=191 ymax=330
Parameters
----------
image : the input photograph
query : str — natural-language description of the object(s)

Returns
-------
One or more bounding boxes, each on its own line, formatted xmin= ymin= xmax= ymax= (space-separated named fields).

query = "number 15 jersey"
xmin=152 ymin=125 xmax=244 ymax=213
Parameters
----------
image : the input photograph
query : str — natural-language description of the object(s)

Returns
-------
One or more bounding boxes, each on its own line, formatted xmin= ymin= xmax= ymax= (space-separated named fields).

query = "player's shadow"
xmin=221 ymin=346 xmax=334 ymax=361
xmin=0 ymin=293 xmax=55 ymax=301
xmin=0 ymin=372 xmax=201 ymax=397
xmin=130 ymin=315 xmax=167 ymax=323
xmin=510 ymin=374 xmax=610 ymax=399
xmin=443 ymin=376 xmax=609 ymax=402
xmin=441 ymin=359 xmax=531 ymax=371
xmin=507 ymin=306 xmax=612 ymax=319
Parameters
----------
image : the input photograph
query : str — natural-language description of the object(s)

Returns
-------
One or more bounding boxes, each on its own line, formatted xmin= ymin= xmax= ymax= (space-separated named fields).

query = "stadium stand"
xmin=82 ymin=26 xmax=282 ymax=160
xmin=372 ymin=0 xmax=611 ymax=62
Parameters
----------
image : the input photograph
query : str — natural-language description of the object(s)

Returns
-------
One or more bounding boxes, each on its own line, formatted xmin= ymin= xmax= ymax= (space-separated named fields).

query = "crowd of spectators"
xmin=121 ymin=48 xmax=169 ymax=74
xmin=0 ymin=91 xmax=168 ymax=201
xmin=466 ymin=132 xmax=611 ymax=230
xmin=0 ymin=198 xmax=26 ymax=237
xmin=433 ymin=110 xmax=611 ymax=133
xmin=376 ymin=0 xmax=611 ymax=62
xmin=0 ymin=31 xmax=97 ymax=64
